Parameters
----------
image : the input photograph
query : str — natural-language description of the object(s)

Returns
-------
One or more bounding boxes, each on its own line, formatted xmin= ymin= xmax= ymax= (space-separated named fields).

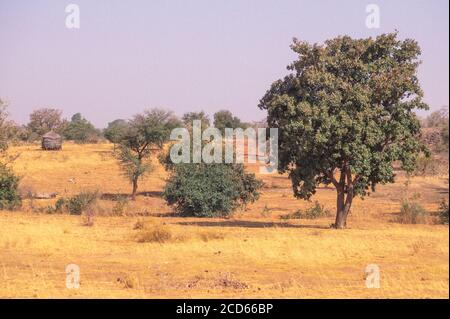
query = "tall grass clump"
xmin=396 ymin=199 xmax=429 ymax=224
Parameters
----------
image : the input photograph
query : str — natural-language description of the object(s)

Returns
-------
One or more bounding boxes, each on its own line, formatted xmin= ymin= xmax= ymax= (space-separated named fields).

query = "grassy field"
xmin=0 ymin=143 xmax=448 ymax=298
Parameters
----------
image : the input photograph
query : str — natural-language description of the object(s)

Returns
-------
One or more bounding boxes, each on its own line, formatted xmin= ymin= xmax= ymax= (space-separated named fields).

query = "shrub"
xmin=281 ymin=201 xmax=331 ymax=220
xmin=439 ymin=200 xmax=449 ymax=225
xmin=0 ymin=164 xmax=21 ymax=210
xmin=65 ymin=191 xmax=99 ymax=215
xmin=396 ymin=200 xmax=429 ymax=224
xmin=163 ymin=163 xmax=263 ymax=217
xmin=112 ymin=196 xmax=129 ymax=216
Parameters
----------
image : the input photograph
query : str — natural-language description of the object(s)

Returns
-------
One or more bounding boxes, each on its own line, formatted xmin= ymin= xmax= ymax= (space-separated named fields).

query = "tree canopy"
xmin=213 ymin=110 xmax=247 ymax=133
xmin=63 ymin=113 xmax=100 ymax=143
xmin=259 ymin=32 xmax=428 ymax=228
xmin=27 ymin=108 xmax=66 ymax=140
xmin=117 ymin=108 xmax=181 ymax=199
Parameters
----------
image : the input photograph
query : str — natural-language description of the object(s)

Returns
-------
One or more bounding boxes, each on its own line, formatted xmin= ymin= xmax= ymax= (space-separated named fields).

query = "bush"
xmin=112 ymin=196 xmax=129 ymax=216
xmin=163 ymin=163 xmax=263 ymax=217
xmin=59 ymin=191 xmax=99 ymax=215
xmin=0 ymin=164 xmax=21 ymax=210
xmin=396 ymin=200 xmax=429 ymax=224
xmin=281 ymin=201 xmax=331 ymax=220
xmin=439 ymin=200 xmax=449 ymax=225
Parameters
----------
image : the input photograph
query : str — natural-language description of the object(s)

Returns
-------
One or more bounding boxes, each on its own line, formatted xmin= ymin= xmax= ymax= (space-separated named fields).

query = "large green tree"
xmin=259 ymin=33 xmax=428 ymax=228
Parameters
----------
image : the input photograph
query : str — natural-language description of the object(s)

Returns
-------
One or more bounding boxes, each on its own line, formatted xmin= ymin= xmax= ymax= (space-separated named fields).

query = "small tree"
xmin=27 ymin=108 xmax=67 ymax=139
xmin=104 ymin=119 xmax=128 ymax=150
xmin=259 ymin=33 xmax=428 ymax=228
xmin=63 ymin=113 xmax=100 ymax=143
xmin=118 ymin=108 xmax=181 ymax=200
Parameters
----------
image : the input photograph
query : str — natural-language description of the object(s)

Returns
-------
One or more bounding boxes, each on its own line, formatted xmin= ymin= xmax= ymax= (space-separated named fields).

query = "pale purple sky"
xmin=1 ymin=0 xmax=448 ymax=128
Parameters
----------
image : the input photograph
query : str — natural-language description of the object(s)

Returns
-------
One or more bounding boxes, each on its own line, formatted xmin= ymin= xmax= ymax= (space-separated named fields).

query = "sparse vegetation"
xmin=396 ymin=200 xmax=429 ymax=224
xmin=53 ymin=191 xmax=100 ymax=215
xmin=281 ymin=201 xmax=331 ymax=220
xmin=133 ymin=220 xmax=173 ymax=243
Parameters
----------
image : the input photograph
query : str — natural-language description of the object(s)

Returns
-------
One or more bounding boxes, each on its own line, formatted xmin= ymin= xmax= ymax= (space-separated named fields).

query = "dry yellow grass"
xmin=0 ymin=142 xmax=448 ymax=298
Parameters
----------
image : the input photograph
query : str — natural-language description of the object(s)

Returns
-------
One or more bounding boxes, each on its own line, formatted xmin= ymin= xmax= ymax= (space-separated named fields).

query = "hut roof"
xmin=42 ymin=131 xmax=61 ymax=139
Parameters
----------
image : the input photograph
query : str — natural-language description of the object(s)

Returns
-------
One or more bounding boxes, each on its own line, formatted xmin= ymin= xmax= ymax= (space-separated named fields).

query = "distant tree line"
xmin=2 ymin=106 xmax=254 ymax=145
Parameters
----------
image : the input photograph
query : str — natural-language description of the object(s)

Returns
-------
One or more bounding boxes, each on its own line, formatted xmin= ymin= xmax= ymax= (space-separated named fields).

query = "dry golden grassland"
xmin=0 ymin=143 xmax=448 ymax=298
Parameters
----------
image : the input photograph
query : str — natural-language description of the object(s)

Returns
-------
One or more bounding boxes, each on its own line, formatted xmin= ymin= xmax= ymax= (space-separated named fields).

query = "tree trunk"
xmin=334 ymin=187 xmax=346 ymax=229
xmin=131 ymin=178 xmax=138 ymax=201
xmin=333 ymin=168 xmax=355 ymax=229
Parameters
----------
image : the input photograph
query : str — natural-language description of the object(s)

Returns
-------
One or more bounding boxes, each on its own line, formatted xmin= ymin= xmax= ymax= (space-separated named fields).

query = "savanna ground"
xmin=0 ymin=143 xmax=448 ymax=298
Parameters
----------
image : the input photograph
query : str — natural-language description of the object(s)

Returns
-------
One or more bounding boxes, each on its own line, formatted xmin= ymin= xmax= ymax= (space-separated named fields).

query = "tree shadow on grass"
xmin=176 ymin=220 xmax=330 ymax=229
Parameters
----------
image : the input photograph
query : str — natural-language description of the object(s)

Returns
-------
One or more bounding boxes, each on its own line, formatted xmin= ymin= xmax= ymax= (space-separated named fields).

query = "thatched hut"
xmin=42 ymin=131 xmax=62 ymax=150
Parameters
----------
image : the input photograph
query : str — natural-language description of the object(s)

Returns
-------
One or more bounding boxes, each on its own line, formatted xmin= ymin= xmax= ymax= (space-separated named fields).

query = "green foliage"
xmin=64 ymin=191 xmax=99 ymax=215
xmin=117 ymin=145 xmax=152 ymax=183
xmin=0 ymin=163 xmax=21 ymax=210
xmin=281 ymin=201 xmax=331 ymax=220
xmin=117 ymin=108 xmax=181 ymax=199
xmin=104 ymin=119 xmax=129 ymax=146
xmin=163 ymin=163 xmax=263 ymax=217
xmin=439 ymin=200 xmax=449 ymax=225
xmin=63 ymin=113 xmax=100 ymax=143
xmin=258 ymin=32 xmax=428 ymax=228
xmin=213 ymin=110 xmax=248 ymax=133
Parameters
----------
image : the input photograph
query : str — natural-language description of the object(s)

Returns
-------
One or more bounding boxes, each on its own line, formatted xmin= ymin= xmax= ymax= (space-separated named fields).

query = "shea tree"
xmin=118 ymin=108 xmax=181 ymax=200
xmin=259 ymin=33 xmax=428 ymax=228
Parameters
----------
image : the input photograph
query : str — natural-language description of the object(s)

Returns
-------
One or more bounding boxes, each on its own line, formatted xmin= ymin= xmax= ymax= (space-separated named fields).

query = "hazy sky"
xmin=1 ymin=0 xmax=448 ymax=128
